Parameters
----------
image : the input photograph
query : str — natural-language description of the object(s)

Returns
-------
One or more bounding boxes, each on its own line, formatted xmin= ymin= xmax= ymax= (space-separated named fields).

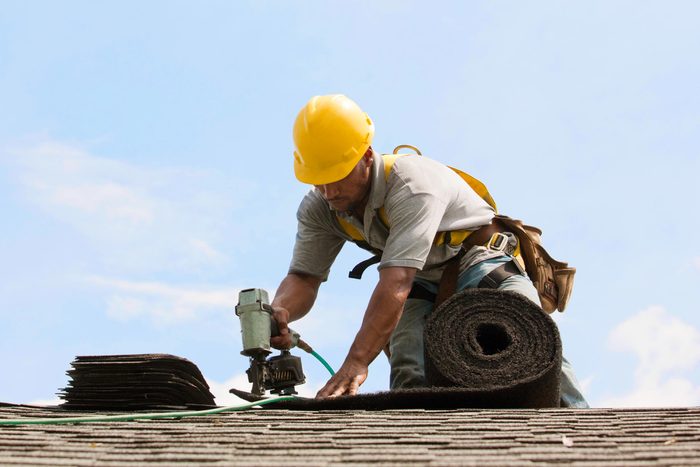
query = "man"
xmin=271 ymin=94 xmax=588 ymax=407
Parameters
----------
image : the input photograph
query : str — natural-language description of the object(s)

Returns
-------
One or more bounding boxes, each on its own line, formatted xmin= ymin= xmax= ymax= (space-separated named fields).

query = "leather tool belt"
xmin=433 ymin=215 xmax=575 ymax=313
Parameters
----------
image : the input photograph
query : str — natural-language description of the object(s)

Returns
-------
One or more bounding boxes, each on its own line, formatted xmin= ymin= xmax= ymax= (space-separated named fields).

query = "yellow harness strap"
xmin=334 ymin=152 xmax=399 ymax=242
xmin=336 ymin=215 xmax=364 ymax=242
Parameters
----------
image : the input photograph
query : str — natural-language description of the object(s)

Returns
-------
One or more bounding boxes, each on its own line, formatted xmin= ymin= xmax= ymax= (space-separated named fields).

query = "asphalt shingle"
xmin=1 ymin=405 xmax=699 ymax=465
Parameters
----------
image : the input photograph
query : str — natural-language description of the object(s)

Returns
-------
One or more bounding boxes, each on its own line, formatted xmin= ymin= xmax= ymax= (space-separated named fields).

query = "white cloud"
xmin=27 ymin=397 xmax=63 ymax=406
xmin=602 ymin=378 xmax=700 ymax=408
xmin=207 ymin=374 xmax=253 ymax=406
xmin=4 ymin=139 xmax=244 ymax=272
xmin=601 ymin=306 xmax=700 ymax=407
xmin=609 ymin=306 xmax=700 ymax=381
xmin=86 ymin=275 xmax=239 ymax=324
xmin=189 ymin=238 xmax=226 ymax=262
xmin=694 ymin=257 xmax=700 ymax=271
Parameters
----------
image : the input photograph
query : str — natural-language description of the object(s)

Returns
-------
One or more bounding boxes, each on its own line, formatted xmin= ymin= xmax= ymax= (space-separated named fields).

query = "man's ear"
xmin=363 ymin=147 xmax=374 ymax=165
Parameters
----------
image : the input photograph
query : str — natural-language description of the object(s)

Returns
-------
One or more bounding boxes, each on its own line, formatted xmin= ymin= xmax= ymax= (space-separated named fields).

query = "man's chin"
xmin=329 ymin=201 xmax=351 ymax=212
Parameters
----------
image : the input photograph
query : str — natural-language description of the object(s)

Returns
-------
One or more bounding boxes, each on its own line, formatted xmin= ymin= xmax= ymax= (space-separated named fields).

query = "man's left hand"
xmin=316 ymin=357 xmax=368 ymax=398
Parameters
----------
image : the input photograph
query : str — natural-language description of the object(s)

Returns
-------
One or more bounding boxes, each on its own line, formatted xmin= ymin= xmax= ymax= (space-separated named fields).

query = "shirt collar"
xmin=367 ymin=149 xmax=386 ymax=211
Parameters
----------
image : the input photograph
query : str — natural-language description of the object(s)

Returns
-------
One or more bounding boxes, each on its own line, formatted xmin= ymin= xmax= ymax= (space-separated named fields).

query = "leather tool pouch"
xmin=492 ymin=215 xmax=575 ymax=313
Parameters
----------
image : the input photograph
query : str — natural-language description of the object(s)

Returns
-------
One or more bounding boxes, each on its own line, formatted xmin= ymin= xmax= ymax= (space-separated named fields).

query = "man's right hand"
xmin=270 ymin=306 xmax=293 ymax=350
xmin=269 ymin=272 xmax=322 ymax=349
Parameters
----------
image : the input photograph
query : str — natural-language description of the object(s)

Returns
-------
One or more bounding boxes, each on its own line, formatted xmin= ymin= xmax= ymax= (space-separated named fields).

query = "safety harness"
xmin=334 ymin=146 xmax=575 ymax=314
xmin=335 ymin=146 xmax=517 ymax=284
xmin=337 ymin=146 xmax=497 ymax=268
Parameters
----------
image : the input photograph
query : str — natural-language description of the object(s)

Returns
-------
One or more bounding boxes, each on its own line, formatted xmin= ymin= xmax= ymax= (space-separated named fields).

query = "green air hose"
xmin=297 ymin=338 xmax=335 ymax=376
xmin=0 ymin=395 xmax=296 ymax=426
xmin=0 ymin=347 xmax=336 ymax=426
xmin=311 ymin=349 xmax=335 ymax=375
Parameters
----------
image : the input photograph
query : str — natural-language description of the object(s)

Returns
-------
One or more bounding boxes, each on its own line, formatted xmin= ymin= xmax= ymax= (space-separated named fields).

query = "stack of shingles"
xmin=59 ymin=354 xmax=216 ymax=410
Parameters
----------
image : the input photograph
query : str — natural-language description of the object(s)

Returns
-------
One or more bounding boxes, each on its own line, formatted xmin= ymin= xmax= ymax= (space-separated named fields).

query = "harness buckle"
xmin=487 ymin=232 xmax=509 ymax=252
xmin=487 ymin=232 xmax=518 ymax=256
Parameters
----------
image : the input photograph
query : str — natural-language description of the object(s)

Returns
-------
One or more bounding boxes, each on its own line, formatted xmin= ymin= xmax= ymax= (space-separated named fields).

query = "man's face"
xmin=314 ymin=153 xmax=372 ymax=213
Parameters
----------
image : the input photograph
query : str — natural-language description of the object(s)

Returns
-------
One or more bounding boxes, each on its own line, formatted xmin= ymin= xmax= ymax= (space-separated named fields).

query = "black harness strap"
xmin=407 ymin=283 xmax=437 ymax=302
xmin=478 ymin=260 xmax=522 ymax=289
xmin=348 ymin=255 xmax=381 ymax=279
xmin=405 ymin=259 xmax=522 ymax=305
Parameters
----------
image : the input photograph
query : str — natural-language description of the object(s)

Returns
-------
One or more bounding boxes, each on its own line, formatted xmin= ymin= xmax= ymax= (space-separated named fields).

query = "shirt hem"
xmin=378 ymin=259 xmax=425 ymax=270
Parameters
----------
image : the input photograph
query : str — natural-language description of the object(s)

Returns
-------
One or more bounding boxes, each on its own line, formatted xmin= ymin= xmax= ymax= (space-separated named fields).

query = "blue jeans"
xmin=389 ymin=255 xmax=589 ymax=408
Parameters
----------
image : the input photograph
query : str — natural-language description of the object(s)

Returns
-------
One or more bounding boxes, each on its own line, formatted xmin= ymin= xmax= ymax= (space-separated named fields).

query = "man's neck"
xmin=350 ymin=203 xmax=366 ymax=221
xmin=350 ymin=176 xmax=372 ymax=220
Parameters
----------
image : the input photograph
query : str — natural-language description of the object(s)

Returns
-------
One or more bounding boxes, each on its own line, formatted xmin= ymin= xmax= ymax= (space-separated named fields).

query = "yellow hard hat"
xmin=293 ymin=94 xmax=374 ymax=185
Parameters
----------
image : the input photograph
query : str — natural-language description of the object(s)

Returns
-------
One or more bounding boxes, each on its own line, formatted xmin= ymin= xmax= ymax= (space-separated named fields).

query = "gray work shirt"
xmin=289 ymin=152 xmax=503 ymax=283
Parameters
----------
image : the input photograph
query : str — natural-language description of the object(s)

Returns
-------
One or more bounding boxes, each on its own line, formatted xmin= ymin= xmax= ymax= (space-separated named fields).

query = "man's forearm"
xmin=315 ymin=266 xmax=417 ymax=398
xmin=271 ymin=272 xmax=322 ymax=323
xmin=346 ymin=267 xmax=416 ymax=366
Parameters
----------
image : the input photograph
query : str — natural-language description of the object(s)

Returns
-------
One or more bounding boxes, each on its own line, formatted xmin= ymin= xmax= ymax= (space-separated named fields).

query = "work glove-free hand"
xmin=316 ymin=356 xmax=368 ymax=398
xmin=270 ymin=307 xmax=293 ymax=350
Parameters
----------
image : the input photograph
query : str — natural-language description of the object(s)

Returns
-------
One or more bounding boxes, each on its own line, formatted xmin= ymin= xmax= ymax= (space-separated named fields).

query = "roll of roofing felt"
xmin=272 ymin=289 xmax=562 ymax=410
xmin=424 ymin=288 xmax=562 ymax=408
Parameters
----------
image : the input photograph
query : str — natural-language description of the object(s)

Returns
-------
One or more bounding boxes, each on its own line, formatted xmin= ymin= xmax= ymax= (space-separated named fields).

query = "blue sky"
xmin=1 ymin=1 xmax=699 ymax=407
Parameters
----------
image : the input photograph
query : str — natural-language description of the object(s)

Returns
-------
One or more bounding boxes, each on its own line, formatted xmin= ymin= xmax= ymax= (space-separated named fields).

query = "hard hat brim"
xmin=293 ymin=144 xmax=369 ymax=185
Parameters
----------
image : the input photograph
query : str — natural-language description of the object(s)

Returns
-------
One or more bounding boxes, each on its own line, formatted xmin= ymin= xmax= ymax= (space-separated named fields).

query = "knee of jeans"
xmin=390 ymin=361 xmax=427 ymax=389
xmin=389 ymin=336 xmax=427 ymax=390
xmin=390 ymin=300 xmax=431 ymax=350
xmin=389 ymin=336 xmax=424 ymax=368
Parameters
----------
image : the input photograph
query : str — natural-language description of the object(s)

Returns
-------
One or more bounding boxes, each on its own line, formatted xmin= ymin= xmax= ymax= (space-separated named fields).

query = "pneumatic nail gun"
xmin=229 ymin=288 xmax=307 ymax=402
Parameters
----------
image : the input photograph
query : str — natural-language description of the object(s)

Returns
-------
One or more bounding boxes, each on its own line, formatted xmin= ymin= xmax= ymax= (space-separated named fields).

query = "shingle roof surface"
xmin=1 ymin=405 xmax=699 ymax=465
